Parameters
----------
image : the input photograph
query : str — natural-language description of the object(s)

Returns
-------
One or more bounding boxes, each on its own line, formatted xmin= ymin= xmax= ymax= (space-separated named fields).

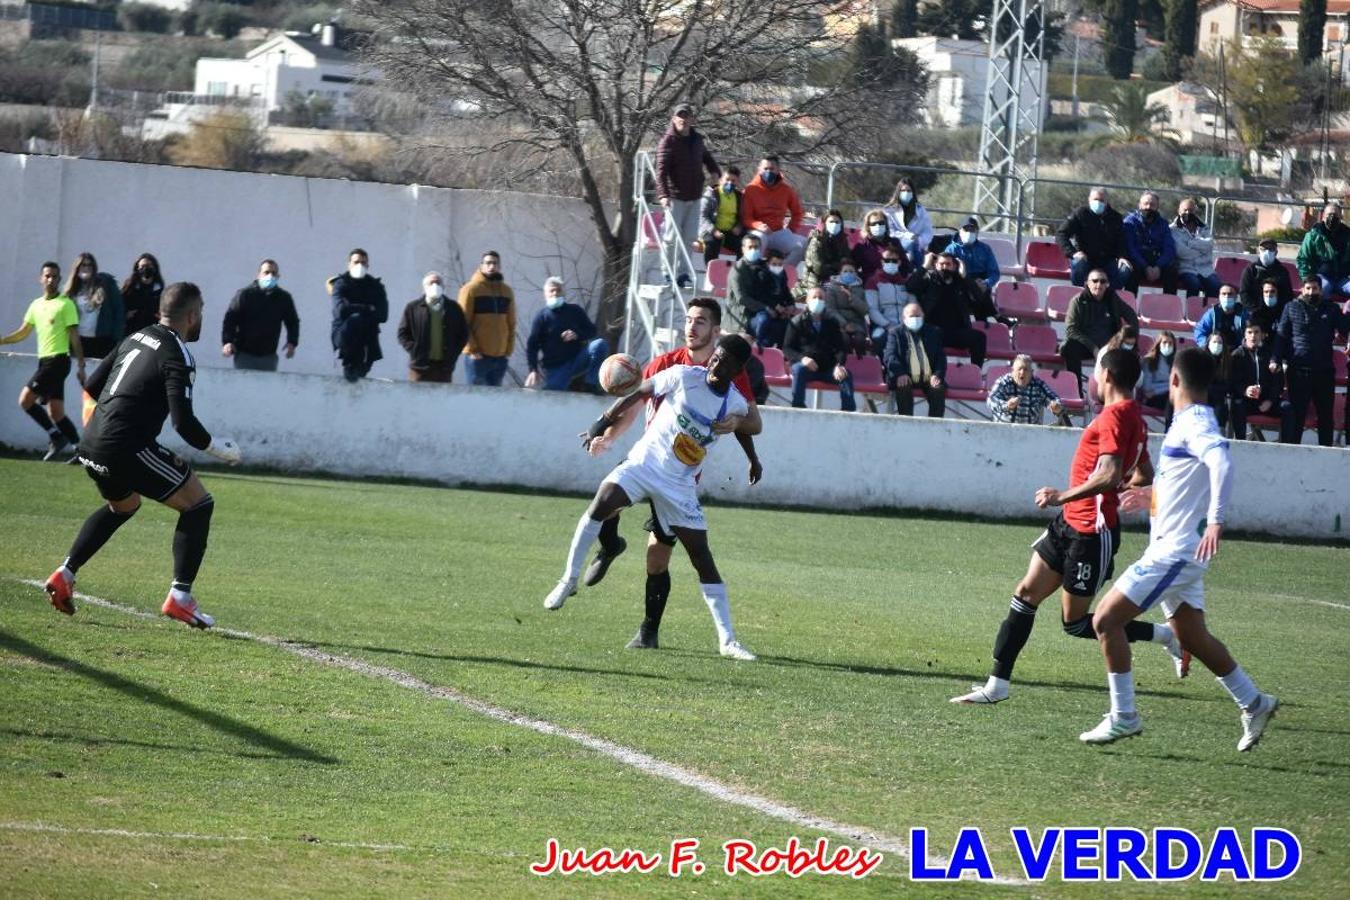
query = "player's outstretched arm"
xmin=582 ymin=378 xmax=656 ymax=451
xmin=731 ymin=402 xmax=762 ymax=436
xmin=0 ymin=322 xmax=33 ymax=345
xmin=1037 ymin=454 xmax=1122 ymax=507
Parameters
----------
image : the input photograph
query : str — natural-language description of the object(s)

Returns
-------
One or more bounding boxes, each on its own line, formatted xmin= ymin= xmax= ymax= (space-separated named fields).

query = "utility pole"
xmin=87 ymin=27 xmax=101 ymax=116
xmin=1071 ymin=33 xmax=1080 ymax=121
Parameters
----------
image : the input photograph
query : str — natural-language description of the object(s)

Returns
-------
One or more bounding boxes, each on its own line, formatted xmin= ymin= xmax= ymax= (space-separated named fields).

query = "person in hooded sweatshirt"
xmin=739 ymin=155 xmax=806 ymax=265
xmin=458 ymin=250 xmax=517 ymax=386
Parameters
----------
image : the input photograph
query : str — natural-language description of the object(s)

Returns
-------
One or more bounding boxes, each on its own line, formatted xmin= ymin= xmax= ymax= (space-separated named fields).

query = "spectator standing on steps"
xmin=656 ymin=103 xmax=720 ymax=289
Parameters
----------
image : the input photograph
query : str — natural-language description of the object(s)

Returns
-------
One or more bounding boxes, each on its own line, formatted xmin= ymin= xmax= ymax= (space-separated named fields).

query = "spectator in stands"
xmin=802 ymin=208 xmax=850 ymax=291
xmin=864 ymin=248 xmax=911 ymax=349
xmin=222 ymin=259 xmax=300 ymax=371
xmin=851 ymin=209 xmax=905 ymax=282
xmin=1136 ymin=331 xmax=1176 ymax=411
xmin=1241 ymin=239 xmax=1293 ymax=332
xmin=655 ymin=103 xmax=720 ymax=289
xmin=823 ymin=260 xmax=869 ymax=355
xmin=1204 ymin=330 xmax=1234 ymax=432
xmin=1296 ymin=202 xmax=1350 ymax=298
xmin=987 ymin=354 xmax=1064 ymax=425
xmin=1056 ymin=186 xmax=1130 ymax=289
xmin=1275 ymin=276 xmax=1349 ymax=445
xmin=524 ymin=276 xmax=607 ymax=392
xmin=459 ymin=250 xmax=516 ymax=386
xmin=725 ymin=234 xmax=774 ymax=339
xmin=65 ymin=252 xmax=123 ymax=359
xmin=1228 ymin=323 xmax=1281 ymax=441
xmin=398 ymin=271 xmax=467 ymax=383
xmin=911 ymin=252 xmax=987 ymax=366
xmin=1193 ymin=283 xmax=1245 ymax=348
xmin=329 ymin=248 xmax=388 ymax=382
xmin=882 ymin=177 xmax=934 ymax=268
xmin=753 ymin=249 xmax=796 ymax=348
xmin=1247 ymin=278 xmax=1288 ymax=344
xmin=121 ymin=252 xmax=164 ymax=335
xmin=1122 ymin=191 xmax=1179 ymax=293
xmin=1171 ymin=198 xmax=1221 ymax=298
xmin=784 ymin=288 xmax=855 ymax=411
xmin=740 ymin=155 xmax=806 ymax=265
xmin=943 ymin=217 xmax=1000 ymax=300
xmin=884 ymin=301 xmax=947 ymax=418
xmin=1061 ymin=268 xmax=1139 ymax=380
xmin=698 ymin=166 xmax=743 ymax=265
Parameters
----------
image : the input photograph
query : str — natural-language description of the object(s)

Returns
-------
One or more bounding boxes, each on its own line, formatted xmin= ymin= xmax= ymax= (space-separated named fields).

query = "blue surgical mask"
xmin=868 ymin=223 xmax=886 ymax=237
xmin=1263 ymin=293 xmax=1278 ymax=308
xmin=807 ymin=298 xmax=826 ymax=316
xmin=1089 ymin=200 xmax=1106 ymax=216
xmin=1258 ymin=250 xmax=1276 ymax=266
xmin=744 ymin=248 xmax=761 ymax=263
xmin=545 ymin=294 xmax=564 ymax=310
xmin=258 ymin=275 xmax=277 ymax=290
xmin=1208 ymin=340 xmax=1224 ymax=356
xmin=761 ymin=170 xmax=778 ymax=185
xmin=825 ymin=220 xmax=842 ymax=236
xmin=1122 ymin=342 xmax=1135 ymax=351
xmin=839 ymin=271 xmax=859 ymax=285
xmin=1159 ymin=343 xmax=1174 ymax=358
xmin=882 ymin=262 xmax=900 ymax=276
xmin=959 ymin=230 xmax=976 ymax=246
xmin=768 ymin=264 xmax=785 ymax=276
xmin=721 ymin=182 xmax=735 ymax=194
xmin=898 ymin=191 xmax=914 ymax=205
xmin=904 ymin=316 xmax=924 ymax=332
xmin=1219 ymin=296 xmax=1237 ymax=313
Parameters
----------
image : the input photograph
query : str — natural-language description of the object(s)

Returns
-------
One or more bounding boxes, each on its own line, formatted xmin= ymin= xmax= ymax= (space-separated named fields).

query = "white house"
xmin=893 ymin=36 xmax=1048 ymax=132
xmin=1144 ymin=81 xmax=1237 ymax=148
xmin=1199 ymin=0 xmax=1350 ymax=80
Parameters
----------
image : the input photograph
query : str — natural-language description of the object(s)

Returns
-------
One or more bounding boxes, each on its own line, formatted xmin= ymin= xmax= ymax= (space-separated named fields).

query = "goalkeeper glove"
xmin=205 ymin=438 xmax=242 ymax=466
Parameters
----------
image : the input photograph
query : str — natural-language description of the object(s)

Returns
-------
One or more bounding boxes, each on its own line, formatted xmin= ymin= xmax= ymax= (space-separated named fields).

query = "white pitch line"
xmin=0 ymin=820 xmax=418 ymax=853
xmin=1263 ymin=593 xmax=1350 ymax=613
xmin=15 ymin=580 xmax=1006 ymax=883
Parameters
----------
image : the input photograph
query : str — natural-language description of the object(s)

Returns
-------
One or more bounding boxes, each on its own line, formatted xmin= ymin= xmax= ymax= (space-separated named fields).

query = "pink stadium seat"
xmin=1214 ymin=256 xmax=1249 ymax=288
xmin=976 ymin=321 xmax=1016 ymax=360
xmin=1045 ymin=370 xmax=1086 ymax=412
xmin=1136 ymin=333 xmax=1155 ymax=355
xmin=944 ymin=362 xmax=987 ymax=402
xmin=1024 ymin=241 xmax=1070 ymax=279
xmin=845 ymin=354 xmax=888 ymax=395
xmin=753 ymin=346 xmax=791 ymax=388
xmin=984 ymin=364 xmax=1011 ymax=385
xmin=1281 ymin=261 xmax=1300 ymax=286
xmin=1175 ymin=335 xmax=1195 ymax=351
xmin=1138 ymin=293 xmax=1188 ymax=331
xmin=984 ymin=236 xmax=1025 ymax=279
xmin=1116 ymin=289 xmax=1137 ymax=312
xmin=1013 ymin=324 xmax=1060 ymax=364
xmin=846 ymin=226 xmax=864 ymax=249
xmin=705 ymin=258 xmax=732 ymax=298
xmin=995 ymin=281 xmax=1044 ymax=321
xmin=1184 ymin=295 xmax=1207 ymax=325
xmin=641 ymin=210 xmax=665 ymax=251
xmin=1334 ymin=349 xmax=1348 ymax=387
xmin=1045 ymin=284 xmax=1077 ymax=321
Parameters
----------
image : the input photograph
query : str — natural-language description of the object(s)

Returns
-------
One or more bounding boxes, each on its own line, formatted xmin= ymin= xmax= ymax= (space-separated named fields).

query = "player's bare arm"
xmin=734 ymin=432 xmax=762 ymax=485
xmin=582 ymin=378 xmax=657 ymax=451
xmin=0 ymin=322 xmax=33 ymax=344
xmin=1036 ymin=454 xmax=1122 ymax=508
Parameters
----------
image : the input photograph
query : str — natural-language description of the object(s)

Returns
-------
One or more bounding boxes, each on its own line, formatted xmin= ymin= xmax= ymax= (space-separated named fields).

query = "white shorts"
xmin=603 ymin=460 xmax=706 ymax=532
xmin=1113 ymin=555 xmax=1207 ymax=619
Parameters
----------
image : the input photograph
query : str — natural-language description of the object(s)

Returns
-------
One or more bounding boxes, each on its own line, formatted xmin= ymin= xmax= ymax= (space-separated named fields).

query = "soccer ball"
xmin=599 ymin=353 xmax=642 ymax=396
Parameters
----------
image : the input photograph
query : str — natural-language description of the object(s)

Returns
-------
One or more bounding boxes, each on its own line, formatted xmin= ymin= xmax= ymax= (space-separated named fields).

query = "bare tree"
xmin=354 ymin=0 xmax=926 ymax=342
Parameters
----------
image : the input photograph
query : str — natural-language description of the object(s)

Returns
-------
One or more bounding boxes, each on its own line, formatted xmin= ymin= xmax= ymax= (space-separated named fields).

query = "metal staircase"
xmin=623 ymin=151 xmax=698 ymax=359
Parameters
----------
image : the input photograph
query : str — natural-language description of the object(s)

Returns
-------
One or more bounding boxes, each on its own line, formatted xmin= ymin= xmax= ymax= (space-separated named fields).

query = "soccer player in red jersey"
xmin=586 ymin=298 xmax=763 ymax=652
xmin=951 ymin=348 xmax=1186 ymax=705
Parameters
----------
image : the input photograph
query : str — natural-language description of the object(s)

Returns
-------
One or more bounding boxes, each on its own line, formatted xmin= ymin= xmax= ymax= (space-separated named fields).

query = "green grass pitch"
xmin=1 ymin=456 xmax=1347 ymax=897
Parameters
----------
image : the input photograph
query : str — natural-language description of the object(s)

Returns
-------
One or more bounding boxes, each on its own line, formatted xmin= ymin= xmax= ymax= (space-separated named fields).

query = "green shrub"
xmin=119 ymin=2 xmax=174 ymax=33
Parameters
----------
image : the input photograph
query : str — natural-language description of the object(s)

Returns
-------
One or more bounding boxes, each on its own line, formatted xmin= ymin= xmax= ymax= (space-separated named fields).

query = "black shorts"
xmin=78 ymin=442 xmax=192 ymax=503
xmin=642 ymin=499 xmax=678 ymax=546
xmin=27 ymin=355 xmax=71 ymax=404
xmin=1032 ymin=512 xmax=1119 ymax=598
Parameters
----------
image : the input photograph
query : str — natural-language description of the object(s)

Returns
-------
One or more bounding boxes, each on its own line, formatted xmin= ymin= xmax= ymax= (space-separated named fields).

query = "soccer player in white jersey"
xmin=542 ymin=334 xmax=758 ymax=660
xmin=1081 ymin=346 xmax=1278 ymax=750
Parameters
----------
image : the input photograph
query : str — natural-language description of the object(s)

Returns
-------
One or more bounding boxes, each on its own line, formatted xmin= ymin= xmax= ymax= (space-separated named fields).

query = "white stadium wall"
xmin=2 ymin=356 xmax=1346 ymax=541
xmin=0 ymin=153 xmax=606 ymax=382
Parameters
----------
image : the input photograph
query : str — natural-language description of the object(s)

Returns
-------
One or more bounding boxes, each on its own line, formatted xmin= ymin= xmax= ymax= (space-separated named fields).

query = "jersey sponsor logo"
xmin=672 ymin=432 xmax=706 ymax=466
xmin=131 ymin=332 xmax=162 ymax=349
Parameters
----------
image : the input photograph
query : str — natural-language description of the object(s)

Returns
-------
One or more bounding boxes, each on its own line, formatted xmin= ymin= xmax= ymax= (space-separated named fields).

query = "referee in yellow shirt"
xmin=0 ymin=261 xmax=85 ymax=460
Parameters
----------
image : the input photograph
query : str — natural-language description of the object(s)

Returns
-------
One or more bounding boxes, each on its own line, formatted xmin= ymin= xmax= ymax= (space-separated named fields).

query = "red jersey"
xmin=642 ymin=347 xmax=753 ymax=418
xmin=1062 ymin=399 xmax=1150 ymax=534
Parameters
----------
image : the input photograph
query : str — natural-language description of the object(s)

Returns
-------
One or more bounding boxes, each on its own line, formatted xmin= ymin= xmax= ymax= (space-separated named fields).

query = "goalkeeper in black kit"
xmin=43 ymin=283 xmax=242 ymax=629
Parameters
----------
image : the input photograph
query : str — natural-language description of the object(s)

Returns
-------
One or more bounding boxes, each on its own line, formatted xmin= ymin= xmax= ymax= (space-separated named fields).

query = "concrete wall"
xmin=0 ymin=153 xmax=607 ymax=382
xmin=2 ymin=354 xmax=1344 ymax=541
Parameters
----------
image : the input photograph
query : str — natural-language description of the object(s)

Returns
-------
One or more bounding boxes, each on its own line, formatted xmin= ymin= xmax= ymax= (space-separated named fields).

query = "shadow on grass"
xmin=1097 ymin=746 xmax=1350 ymax=777
xmin=0 ymin=727 xmax=320 ymax=762
xmin=0 ymin=630 xmax=337 ymax=765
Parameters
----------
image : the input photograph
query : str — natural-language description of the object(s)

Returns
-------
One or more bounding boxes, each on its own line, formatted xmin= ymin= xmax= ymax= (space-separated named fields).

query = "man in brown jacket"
xmin=458 ymin=250 xmax=516 ymax=386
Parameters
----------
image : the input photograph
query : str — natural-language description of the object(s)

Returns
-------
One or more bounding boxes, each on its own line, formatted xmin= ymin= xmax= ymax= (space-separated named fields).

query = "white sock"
xmin=701 ymin=583 xmax=734 ymax=646
xmin=1108 ymin=670 xmax=1137 ymax=718
xmin=563 ymin=516 xmax=603 ymax=582
xmin=169 ymin=586 xmax=192 ymax=603
xmin=1151 ymin=623 xmax=1173 ymax=645
xmin=1218 ymin=665 xmax=1259 ymax=710
xmin=982 ymin=676 xmax=1010 ymax=697
xmin=58 ymin=563 xmax=75 ymax=583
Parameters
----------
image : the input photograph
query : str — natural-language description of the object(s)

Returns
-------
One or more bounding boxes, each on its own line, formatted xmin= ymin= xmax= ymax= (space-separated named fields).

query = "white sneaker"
xmin=1079 ymin=712 xmax=1143 ymax=744
xmin=1163 ymin=632 xmax=1191 ymax=678
xmin=719 ymin=640 xmax=756 ymax=661
xmin=543 ymin=578 xmax=577 ymax=611
xmin=1238 ymin=694 xmax=1279 ymax=752
xmin=950 ymin=684 xmax=1008 ymax=705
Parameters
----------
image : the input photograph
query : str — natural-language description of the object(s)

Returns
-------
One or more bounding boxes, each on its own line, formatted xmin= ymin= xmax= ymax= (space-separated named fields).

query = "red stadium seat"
xmin=792 ymin=221 xmax=814 ymax=238
xmin=1116 ymin=289 xmax=1137 ymax=312
xmin=985 ymin=364 xmax=1011 ymax=385
xmin=1136 ymin=333 xmax=1155 ymax=355
xmin=1013 ymin=324 xmax=1060 ymax=364
xmin=944 ymin=362 xmax=987 ymax=402
xmin=1045 ymin=370 xmax=1086 ymax=412
xmin=1138 ymin=293 xmax=1188 ymax=331
xmin=846 ymin=226 xmax=864 ymax=249
xmin=1331 ymin=348 xmax=1348 ymax=386
xmin=995 ymin=281 xmax=1045 ymax=321
xmin=1281 ymin=261 xmax=1300 ymax=286
xmin=753 ymin=346 xmax=792 ymax=387
xmin=1214 ymin=256 xmax=1249 ymax=288
xmin=1184 ymin=295 xmax=1207 ymax=326
xmin=1024 ymin=240 xmax=1070 ymax=279
xmin=704 ymin=258 xmax=732 ymax=298
xmin=845 ymin=354 xmax=889 ymax=395
xmin=641 ymin=210 xmax=665 ymax=251
xmin=785 ymin=265 xmax=798 ymax=291
xmin=1045 ymin=284 xmax=1077 ymax=321
xmin=976 ymin=321 xmax=1016 ymax=360
xmin=984 ymin=236 xmax=1025 ymax=280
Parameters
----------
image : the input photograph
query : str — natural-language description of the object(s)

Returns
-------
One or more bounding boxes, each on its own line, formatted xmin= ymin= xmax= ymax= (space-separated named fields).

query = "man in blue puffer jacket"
xmin=1122 ymin=191 xmax=1179 ymax=294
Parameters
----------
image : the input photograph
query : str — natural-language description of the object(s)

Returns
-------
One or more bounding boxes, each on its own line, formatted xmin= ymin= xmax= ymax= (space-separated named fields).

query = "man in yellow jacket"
xmin=458 ymin=250 xmax=517 ymax=385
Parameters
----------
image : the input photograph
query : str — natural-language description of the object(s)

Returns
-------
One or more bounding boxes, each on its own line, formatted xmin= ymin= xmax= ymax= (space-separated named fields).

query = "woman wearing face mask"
xmin=1204 ymin=331 xmax=1233 ymax=432
xmin=850 ymin=209 xmax=904 ymax=283
xmin=120 ymin=252 xmax=164 ymax=335
xmin=1137 ymin=330 xmax=1177 ymax=412
xmin=823 ymin=262 xmax=870 ymax=355
xmin=64 ymin=252 xmax=124 ymax=360
xmin=801 ymin=208 xmax=850 ymax=291
xmin=882 ymin=178 xmax=933 ymax=269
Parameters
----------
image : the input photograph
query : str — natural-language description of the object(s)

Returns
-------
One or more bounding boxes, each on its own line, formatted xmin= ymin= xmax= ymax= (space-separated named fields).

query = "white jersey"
xmin=1147 ymin=403 xmax=1232 ymax=566
xmin=627 ymin=365 xmax=748 ymax=485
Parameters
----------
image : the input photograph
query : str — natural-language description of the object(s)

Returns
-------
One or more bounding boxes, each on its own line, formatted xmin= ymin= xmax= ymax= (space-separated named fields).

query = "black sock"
xmin=65 ymin=505 xmax=137 ymax=572
xmin=642 ymin=570 xmax=672 ymax=633
xmin=992 ymin=597 xmax=1037 ymax=680
xmin=1064 ymin=615 xmax=1156 ymax=643
xmin=172 ymin=495 xmax=214 ymax=586
xmin=55 ymin=416 xmax=80 ymax=445
xmin=598 ymin=515 xmax=621 ymax=554
xmin=25 ymin=404 xmax=59 ymax=438
xmin=1063 ymin=614 xmax=1095 ymax=639
xmin=1123 ymin=621 xmax=1157 ymax=643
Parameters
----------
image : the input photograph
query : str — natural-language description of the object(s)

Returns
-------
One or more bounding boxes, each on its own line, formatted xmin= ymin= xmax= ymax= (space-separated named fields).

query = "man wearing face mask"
xmin=1057 ymin=187 xmax=1130 ymax=289
xmin=222 ymin=259 xmax=299 ymax=372
xmin=864 ymin=249 xmax=912 ymax=348
xmin=458 ymin=250 xmax=517 ymax=386
xmin=1171 ymin=199 xmax=1221 ymax=298
xmin=1296 ymin=203 xmax=1350 ymax=298
xmin=739 ymin=155 xmax=806 ymax=265
xmin=1193 ymin=283 xmax=1246 ymax=349
xmin=1274 ymin=277 xmax=1350 ymax=445
xmin=1239 ymin=240 xmax=1292 ymax=321
xmin=1122 ymin=191 xmax=1179 ymax=293
xmin=943 ymin=217 xmax=1000 ymax=298
xmin=724 ymin=234 xmax=777 ymax=339
xmin=398 ymin=271 xmax=467 ymax=384
xmin=1228 ymin=324 xmax=1282 ymax=441
xmin=329 ymin=248 xmax=388 ymax=382
xmin=656 ymin=104 xmax=721 ymax=288
xmin=802 ymin=208 xmax=851 ymax=290
xmin=883 ymin=301 xmax=947 ymax=417
xmin=823 ymin=260 xmax=870 ymax=354
xmin=698 ymin=166 xmax=743 ymax=265
xmin=911 ymin=252 xmax=987 ymax=366
xmin=524 ymin=277 xmax=607 ymax=391
xmin=784 ymin=287 xmax=855 ymax=411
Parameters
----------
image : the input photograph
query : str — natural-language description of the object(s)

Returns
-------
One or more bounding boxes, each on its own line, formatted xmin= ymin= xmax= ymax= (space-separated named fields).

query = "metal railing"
xmin=625 ymin=151 xmax=699 ymax=356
